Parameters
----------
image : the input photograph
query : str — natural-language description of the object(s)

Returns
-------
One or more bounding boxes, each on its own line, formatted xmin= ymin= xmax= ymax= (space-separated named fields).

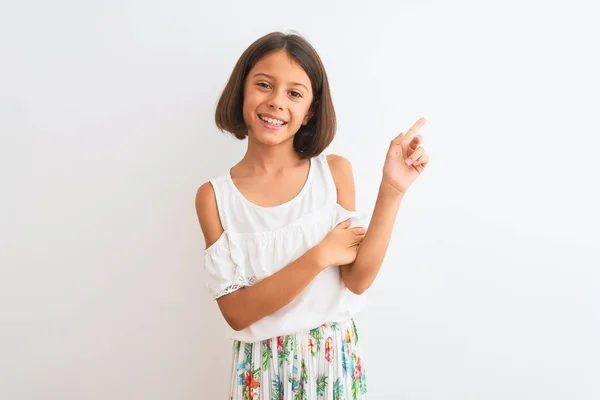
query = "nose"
xmin=267 ymin=90 xmax=285 ymax=110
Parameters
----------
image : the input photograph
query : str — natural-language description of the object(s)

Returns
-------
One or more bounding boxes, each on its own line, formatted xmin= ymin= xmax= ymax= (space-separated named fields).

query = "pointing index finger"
xmin=403 ymin=117 xmax=427 ymax=143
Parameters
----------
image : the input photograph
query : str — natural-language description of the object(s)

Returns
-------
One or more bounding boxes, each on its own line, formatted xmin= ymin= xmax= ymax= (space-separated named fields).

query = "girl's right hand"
xmin=316 ymin=219 xmax=366 ymax=268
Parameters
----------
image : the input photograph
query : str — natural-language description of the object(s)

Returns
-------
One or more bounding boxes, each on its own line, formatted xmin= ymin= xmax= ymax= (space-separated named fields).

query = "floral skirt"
xmin=229 ymin=319 xmax=367 ymax=400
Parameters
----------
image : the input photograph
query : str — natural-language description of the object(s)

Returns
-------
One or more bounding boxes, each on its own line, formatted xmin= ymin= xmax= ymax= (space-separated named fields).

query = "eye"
xmin=257 ymin=82 xmax=271 ymax=89
xmin=289 ymin=91 xmax=303 ymax=98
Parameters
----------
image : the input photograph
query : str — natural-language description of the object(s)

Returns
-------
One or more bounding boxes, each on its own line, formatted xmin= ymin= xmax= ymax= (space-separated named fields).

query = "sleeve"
xmin=333 ymin=203 xmax=369 ymax=230
xmin=203 ymin=232 xmax=256 ymax=300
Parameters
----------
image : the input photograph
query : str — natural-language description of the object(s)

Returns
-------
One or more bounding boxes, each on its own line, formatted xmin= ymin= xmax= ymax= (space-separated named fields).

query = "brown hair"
xmin=215 ymin=31 xmax=336 ymax=159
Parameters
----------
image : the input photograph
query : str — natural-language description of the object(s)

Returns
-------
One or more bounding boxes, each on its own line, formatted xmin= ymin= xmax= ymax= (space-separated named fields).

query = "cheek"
xmin=290 ymin=104 xmax=311 ymax=124
xmin=243 ymin=91 xmax=265 ymax=113
xmin=242 ymin=95 xmax=258 ymax=118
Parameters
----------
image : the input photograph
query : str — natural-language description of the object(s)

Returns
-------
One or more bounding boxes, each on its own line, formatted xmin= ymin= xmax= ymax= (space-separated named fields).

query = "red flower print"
xmin=353 ymin=357 xmax=363 ymax=379
xmin=244 ymin=370 xmax=260 ymax=398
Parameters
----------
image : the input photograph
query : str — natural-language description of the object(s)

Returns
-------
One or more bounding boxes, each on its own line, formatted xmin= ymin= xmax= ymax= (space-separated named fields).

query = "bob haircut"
xmin=215 ymin=31 xmax=336 ymax=159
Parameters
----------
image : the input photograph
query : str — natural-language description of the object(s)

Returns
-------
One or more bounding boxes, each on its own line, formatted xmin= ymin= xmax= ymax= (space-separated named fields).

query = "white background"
xmin=1 ymin=0 xmax=598 ymax=399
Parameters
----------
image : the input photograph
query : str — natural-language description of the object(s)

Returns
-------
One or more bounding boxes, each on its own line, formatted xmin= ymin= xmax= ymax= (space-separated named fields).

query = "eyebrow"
xmin=252 ymin=73 xmax=310 ymax=92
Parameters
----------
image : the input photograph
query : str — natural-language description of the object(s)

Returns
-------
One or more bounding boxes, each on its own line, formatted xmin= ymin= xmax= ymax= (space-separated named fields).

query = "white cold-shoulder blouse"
xmin=203 ymin=153 xmax=368 ymax=342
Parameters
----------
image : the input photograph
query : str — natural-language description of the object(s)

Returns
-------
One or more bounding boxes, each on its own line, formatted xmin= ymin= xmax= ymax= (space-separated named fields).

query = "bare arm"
xmin=328 ymin=154 xmax=404 ymax=295
xmin=195 ymin=182 xmax=327 ymax=331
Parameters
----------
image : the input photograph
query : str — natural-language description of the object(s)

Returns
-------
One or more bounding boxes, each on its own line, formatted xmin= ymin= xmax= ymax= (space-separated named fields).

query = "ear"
xmin=302 ymin=104 xmax=316 ymax=126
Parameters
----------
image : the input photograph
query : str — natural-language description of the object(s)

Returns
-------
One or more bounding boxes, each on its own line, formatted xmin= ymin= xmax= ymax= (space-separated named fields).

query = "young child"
xmin=195 ymin=31 xmax=429 ymax=400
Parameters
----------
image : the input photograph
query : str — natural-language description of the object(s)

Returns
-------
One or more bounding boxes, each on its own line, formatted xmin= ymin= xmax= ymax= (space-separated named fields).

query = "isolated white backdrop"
xmin=1 ymin=0 xmax=598 ymax=399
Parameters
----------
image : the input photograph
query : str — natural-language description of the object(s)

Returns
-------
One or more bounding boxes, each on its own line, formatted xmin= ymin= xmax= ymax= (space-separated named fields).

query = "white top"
xmin=203 ymin=153 xmax=368 ymax=342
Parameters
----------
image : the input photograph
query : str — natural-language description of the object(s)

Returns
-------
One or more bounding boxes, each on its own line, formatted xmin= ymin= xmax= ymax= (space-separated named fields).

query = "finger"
xmin=335 ymin=218 xmax=352 ymax=229
xmin=409 ymin=135 xmax=422 ymax=151
xmin=405 ymin=147 xmax=425 ymax=166
xmin=407 ymin=136 xmax=422 ymax=157
xmin=413 ymin=154 xmax=429 ymax=166
xmin=402 ymin=117 xmax=427 ymax=146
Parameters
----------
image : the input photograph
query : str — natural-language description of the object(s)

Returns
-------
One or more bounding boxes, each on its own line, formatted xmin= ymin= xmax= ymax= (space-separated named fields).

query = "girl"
xmin=196 ymin=31 xmax=429 ymax=400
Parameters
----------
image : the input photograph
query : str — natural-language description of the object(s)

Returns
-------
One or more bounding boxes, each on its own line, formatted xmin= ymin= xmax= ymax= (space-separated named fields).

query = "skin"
xmin=195 ymin=49 xmax=430 ymax=330
xmin=334 ymin=118 xmax=430 ymax=294
xmin=225 ymin=50 xmax=316 ymax=208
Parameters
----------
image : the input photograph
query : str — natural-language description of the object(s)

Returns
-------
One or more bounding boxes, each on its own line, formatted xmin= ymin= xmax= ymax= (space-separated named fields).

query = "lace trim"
xmin=214 ymin=276 xmax=258 ymax=299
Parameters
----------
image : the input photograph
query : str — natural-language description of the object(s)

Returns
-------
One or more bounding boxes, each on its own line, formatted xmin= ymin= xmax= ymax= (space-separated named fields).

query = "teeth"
xmin=260 ymin=115 xmax=284 ymax=126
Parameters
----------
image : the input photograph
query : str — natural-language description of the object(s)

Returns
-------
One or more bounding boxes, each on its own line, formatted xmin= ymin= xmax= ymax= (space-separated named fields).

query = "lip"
xmin=258 ymin=117 xmax=286 ymax=130
xmin=258 ymin=113 xmax=288 ymax=124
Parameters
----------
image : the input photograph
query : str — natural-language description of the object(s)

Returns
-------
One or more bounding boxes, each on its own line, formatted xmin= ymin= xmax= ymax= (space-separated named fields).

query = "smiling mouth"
xmin=258 ymin=114 xmax=288 ymax=126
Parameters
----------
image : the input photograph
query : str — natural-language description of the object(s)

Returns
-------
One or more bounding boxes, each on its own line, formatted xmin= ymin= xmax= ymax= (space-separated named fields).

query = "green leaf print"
xmin=309 ymin=327 xmax=322 ymax=354
xmin=333 ymin=378 xmax=344 ymax=400
xmin=262 ymin=344 xmax=272 ymax=371
xmin=279 ymin=336 xmax=292 ymax=368
xmin=293 ymin=386 xmax=308 ymax=400
xmin=271 ymin=374 xmax=283 ymax=400
xmin=278 ymin=352 xmax=287 ymax=368
xmin=301 ymin=359 xmax=308 ymax=384
xmin=352 ymin=321 xmax=359 ymax=344
xmin=360 ymin=374 xmax=367 ymax=395
xmin=244 ymin=343 xmax=253 ymax=364
xmin=331 ymin=322 xmax=339 ymax=331
xmin=294 ymin=359 xmax=308 ymax=400
xmin=316 ymin=374 xmax=328 ymax=396
xmin=352 ymin=378 xmax=359 ymax=400
xmin=292 ymin=335 xmax=298 ymax=361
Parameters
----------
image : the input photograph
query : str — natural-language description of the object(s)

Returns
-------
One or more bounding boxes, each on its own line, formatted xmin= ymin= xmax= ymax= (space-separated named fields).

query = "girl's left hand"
xmin=382 ymin=117 xmax=429 ymax=194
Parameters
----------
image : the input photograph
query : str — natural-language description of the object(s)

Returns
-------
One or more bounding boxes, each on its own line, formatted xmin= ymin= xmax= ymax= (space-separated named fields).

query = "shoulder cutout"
xmin=326 ymin=154 xmax=356 ymax=211
xmin=195 ymin=181 xmax=225 ymax=250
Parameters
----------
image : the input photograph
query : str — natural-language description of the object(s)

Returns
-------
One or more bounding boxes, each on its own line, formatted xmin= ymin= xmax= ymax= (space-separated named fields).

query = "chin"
xmin=249 ymin=125 xmax=295 ymax=145
xmin=251 ymin=133 xmax=289 ymax=147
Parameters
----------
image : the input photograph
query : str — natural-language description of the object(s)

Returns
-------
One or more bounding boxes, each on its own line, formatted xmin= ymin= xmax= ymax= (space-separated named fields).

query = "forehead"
xmin=248 ymin=50 xmax=311 ymax=88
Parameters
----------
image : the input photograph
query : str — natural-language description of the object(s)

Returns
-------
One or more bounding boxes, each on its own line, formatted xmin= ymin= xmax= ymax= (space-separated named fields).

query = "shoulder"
xmin=325 ymin=154 xmax=356 ymax=209
xmin=195 ymin=181 xmax=216 ymax=211
xmin=325 ymin=154 xmax=355 ymax=186
xmin=195 ymin=181 xmax=224 ymax=249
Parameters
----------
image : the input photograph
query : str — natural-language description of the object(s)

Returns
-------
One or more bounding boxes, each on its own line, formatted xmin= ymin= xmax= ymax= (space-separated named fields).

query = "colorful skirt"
xmin=229 ymin=319 xmax=367 ymax=400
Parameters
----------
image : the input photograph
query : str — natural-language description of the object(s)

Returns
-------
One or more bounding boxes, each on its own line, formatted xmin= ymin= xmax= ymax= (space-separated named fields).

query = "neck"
xmin=240 ymin=138 xmax=304 ymax=175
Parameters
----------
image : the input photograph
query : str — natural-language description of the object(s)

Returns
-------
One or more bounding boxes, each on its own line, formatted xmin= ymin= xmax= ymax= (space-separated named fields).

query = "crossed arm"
xmin=326 ymin=154 xmax=404 ymax=295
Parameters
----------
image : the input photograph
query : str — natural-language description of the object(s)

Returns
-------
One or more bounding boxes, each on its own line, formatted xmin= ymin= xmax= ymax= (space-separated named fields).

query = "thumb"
xmin=335 ymin=218 xmax=352 ymax=229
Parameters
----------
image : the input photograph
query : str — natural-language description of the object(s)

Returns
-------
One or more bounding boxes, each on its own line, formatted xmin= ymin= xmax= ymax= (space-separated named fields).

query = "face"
xmin=242 ymin=50 xmax=314 ymax=147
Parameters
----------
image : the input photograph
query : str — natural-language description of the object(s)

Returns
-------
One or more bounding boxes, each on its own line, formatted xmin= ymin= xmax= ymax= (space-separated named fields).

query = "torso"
xmin=229 ymin=158 xmax=312 ymax=208
xmin=203 ymin=153 xmax=368 ymax=342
